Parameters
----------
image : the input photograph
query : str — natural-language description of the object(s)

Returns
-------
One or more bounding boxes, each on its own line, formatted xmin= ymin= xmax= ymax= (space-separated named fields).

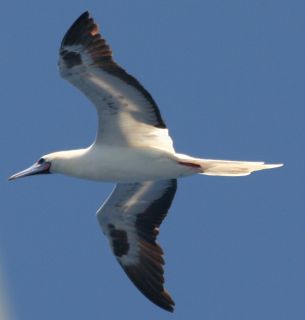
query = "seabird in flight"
xmin=9 ymin=12 xmax=282 ymax=312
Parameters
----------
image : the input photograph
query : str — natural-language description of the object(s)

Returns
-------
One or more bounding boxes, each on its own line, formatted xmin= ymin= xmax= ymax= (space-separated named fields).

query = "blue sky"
xmin=1 ymin=1 xmax=304 ymax=319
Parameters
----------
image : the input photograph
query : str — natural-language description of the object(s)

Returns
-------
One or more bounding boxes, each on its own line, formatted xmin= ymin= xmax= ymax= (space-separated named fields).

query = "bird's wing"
xmin=58 ymin=12 xmax=174 ymax=152
xmin=97 ymin=179 xmax=177 ymax=312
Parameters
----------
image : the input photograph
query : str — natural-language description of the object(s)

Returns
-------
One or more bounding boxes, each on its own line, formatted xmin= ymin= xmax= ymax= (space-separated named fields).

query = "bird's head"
xmin=9 ymin=150 xmax=86 ymax=181
xmin=9 ymin=155 xmax=53 ymax=181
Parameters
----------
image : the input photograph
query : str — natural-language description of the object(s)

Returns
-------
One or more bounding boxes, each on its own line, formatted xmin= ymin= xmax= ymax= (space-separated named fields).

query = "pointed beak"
xmin=9 ymin=161 xmax=51 ymax=181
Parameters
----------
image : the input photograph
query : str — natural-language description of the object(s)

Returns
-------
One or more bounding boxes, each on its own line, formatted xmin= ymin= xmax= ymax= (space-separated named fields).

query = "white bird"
xmin=9 ymin=12 xmax=282 ymax=312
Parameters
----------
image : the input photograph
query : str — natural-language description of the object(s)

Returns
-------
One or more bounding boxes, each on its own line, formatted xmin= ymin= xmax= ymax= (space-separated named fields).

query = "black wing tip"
xmin=60 ymin=11 xmax=113 ymax=69
xmin=150 ymin=288 xmax=175 ymax=312
xmin=61 ymin=11 xmax=94 ymax=48
xmin=60 ymin=11 xmax=101 ymax=48
xmin=121 ymin=257 xmax=175 ymax=312
xmin=160 ymin=289 xmax=175 ymax=312
xmin=73 ymin=11 xmax=90 ymax=23
xmin=79 ymin=10 xmax=90 ymax=18
xmin=160 ymin=300 xmax=175 ymax=312
xmin=72 ymin=11 xmax=91 ymax=29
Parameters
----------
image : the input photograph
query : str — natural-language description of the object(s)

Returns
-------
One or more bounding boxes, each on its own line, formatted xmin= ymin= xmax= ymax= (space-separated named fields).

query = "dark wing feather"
xmin=97 ymin=180 xmax=177 ymax=312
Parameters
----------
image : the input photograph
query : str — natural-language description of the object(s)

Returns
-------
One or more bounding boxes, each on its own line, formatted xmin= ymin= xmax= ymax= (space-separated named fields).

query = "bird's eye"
xmin=38 ymin=158 xmax=45 ymax=164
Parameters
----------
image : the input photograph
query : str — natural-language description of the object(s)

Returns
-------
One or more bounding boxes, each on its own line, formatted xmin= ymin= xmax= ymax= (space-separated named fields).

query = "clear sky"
xmin=1 ymin=1 xmax=304 ymax=319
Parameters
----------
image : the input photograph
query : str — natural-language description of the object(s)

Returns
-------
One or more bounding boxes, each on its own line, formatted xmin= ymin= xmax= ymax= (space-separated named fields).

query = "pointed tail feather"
xmin=199 ymin=160 xmax=283 ymax=176
xmin=176 ymin=154 xmax=283 ymax=177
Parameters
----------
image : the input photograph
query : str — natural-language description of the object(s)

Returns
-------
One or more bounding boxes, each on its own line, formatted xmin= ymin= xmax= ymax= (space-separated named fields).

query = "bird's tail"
xmin=176 ymin=153 xmax=283 ymax=176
